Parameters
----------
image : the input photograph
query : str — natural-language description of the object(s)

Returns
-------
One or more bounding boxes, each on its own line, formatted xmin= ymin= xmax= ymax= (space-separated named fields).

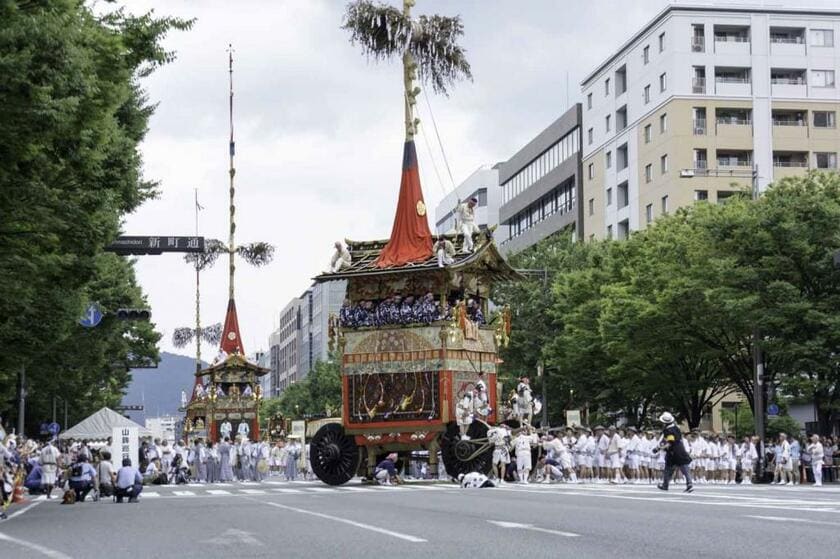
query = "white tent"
xmin=59 ymin=407 xmax=152 ymax=441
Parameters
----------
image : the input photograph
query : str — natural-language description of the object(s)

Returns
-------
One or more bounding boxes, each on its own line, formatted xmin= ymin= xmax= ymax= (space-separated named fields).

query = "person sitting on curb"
xmin=374 ymin=453 xmax=402 ymax=486
xmin=114 ymin=458 xmax=143 ymax=503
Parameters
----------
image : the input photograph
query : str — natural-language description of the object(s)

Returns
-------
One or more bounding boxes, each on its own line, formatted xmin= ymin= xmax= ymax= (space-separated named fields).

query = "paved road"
xmin=1 ymin=479 xmax=837 ymax=558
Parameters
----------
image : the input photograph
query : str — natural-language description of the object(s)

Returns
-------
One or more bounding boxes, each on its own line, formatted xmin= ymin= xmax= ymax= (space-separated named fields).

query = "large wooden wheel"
xmin=310 ymin=423 xmax=360 ymax=486
xmin=440 ymin=421 xmax=493 ymax=479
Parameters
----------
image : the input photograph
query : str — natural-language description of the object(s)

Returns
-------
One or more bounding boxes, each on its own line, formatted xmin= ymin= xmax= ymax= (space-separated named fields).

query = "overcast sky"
xmin=123 ymin=0 xmax=837 ymax=356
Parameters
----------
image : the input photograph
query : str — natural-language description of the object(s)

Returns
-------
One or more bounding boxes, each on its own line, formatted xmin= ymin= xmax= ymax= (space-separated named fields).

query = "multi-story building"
xmin=266 ymin=280 xmax=346 ymax=397
xmin=145 ymin=415 xmax=178 ymax=444
xmin=581 ymin=4 xmax=840 ymax=240
xmin=498 ymin=104 xmax=583 ymax=254
xmin=434 ymin=165 xmax=501 ymax=235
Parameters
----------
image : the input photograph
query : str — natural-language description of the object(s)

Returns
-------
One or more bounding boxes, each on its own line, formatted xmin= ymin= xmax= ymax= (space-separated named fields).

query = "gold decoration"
xmin=416 ymin=200 xmax=426 ymax=216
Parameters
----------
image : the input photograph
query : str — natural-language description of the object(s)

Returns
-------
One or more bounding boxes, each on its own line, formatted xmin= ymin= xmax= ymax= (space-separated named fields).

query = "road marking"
xmin=241 ymin=489 xmax=267 ymax=495
xmin=172 ymin=490 xmax=196 ymax=497
xmin=207 ymin=490 xmax=232 ymax=495
xmin=745 ymin=515 xmax=840 ymax=527
xmin=260 ymin=501 xmax=426 ymax=542
xmin=306 ymin=487 xmax=337 ymax=493
xmin=143 ymin=492 xmax=160 ymax=498
xmin=208 ymin=528 xmax=264 ymax=547
xmin=4 ymin=500 xmax=43 ymax=521
xmin=271 ymin=488 xmax=303 ymax=494
xmin=488 ymin=520 xmax=580 ymax=538
xmin=340 ymin=486 xmax=373 ymax=492
xmin=0 ymin=531 xmax=73 ymax=559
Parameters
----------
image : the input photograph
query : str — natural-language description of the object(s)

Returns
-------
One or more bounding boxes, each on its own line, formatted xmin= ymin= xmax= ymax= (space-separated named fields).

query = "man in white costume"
xmin=434 ymin=238 xmax=455 ymax=267
xmin=330 ymin=241 xmax=352 ymax=273
xmin=39 ymin=439 xmax=60 ymax=499
xmin=237 ymin=420 xmax=250 ymax=441
xmin=456 ymin=197 xmax=479 ymax=253
xmin=513 ymin=425 xmax=538 ymax=483
xmin=220 ymin=420 xmax=233 ymax=441
xmin=488 ymin=424 xmax=511 ymax=484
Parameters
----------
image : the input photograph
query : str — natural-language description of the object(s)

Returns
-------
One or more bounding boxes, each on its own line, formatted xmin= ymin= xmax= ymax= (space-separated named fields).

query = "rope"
xmin=423 ymin=88 xmax=456 ymax=190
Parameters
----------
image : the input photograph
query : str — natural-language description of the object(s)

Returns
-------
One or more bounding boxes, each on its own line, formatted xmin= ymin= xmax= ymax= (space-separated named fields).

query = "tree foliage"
xmin=0 ymin=0 xmax=192 ymax=433
xmin=273 ymin=359 xmax=342 ymax=419
xmin=497 ymin=172 xmax=840 ymax=434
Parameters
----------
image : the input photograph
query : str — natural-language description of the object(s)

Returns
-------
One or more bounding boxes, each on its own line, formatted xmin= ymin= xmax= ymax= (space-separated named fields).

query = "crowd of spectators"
xmin=339 ymin=293 xmax=485 ymax=329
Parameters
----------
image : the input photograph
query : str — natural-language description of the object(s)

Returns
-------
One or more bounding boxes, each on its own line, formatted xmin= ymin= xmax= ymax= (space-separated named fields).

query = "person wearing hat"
xmin=456 ymin=197 xmax=480 ymax=253
xmin=656 ymin=412 xmax=693 ymax=492
xmin=513 ymin=424 xmax=539 ymax=483
xmin=625 ymin=427 xmax=641 ymax=484
xmin=575 ymin=427 xmax=594 ymax=483
xmin=488 ymin=424 xmax=511 ymax=484
xmin=593 ymin=426 xmax=609 ymax=483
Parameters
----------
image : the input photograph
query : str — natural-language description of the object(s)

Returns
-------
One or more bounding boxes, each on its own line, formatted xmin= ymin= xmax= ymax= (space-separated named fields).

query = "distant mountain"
xmin=121 ymin=352 xmax=204 ymax=425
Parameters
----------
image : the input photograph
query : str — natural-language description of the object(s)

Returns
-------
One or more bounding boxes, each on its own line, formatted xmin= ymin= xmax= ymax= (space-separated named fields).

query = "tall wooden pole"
xmin=227 ymin=45 xmax=237 ymax=301
xmin=195 ymin=188 xmax=203 ymax=375
xmin=403 ymin=0 xmax=417 ymax=141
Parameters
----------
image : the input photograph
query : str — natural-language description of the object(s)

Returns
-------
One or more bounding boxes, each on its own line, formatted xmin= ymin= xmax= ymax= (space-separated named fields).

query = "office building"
xmin=581 ymin=4 xmax=840 ymax=240
xmin=266 ymin=280 xmax=346 ymax=397
xmin=498 ymin=104 xmax=583 ymax=254
xmin=145 ymin=415 xmax=178 ymax=444
xmin=434 ymin=165 xmax=501 ymax=235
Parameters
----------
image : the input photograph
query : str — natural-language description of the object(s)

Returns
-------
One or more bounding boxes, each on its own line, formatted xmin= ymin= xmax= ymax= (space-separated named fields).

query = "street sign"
xmin=39 ymin=422 xmax=50 ymax=435
xmin=48 ymin=422 xmax=60 ymax=435
xmin=767 ymin=403 xmax=780 ymax=417
xmin=105 ymin=236 xmax=205 ymax=255
xmin=79 ymin=303 xmax=103 ymax=328
xmin=116 ymin=405 xmax=144 ymax=412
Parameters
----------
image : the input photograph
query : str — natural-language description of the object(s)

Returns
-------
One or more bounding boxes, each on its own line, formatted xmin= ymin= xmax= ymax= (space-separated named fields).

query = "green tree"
xmin=275 ymin=358 xmax=342 ymax=419
xmin=0 ymin=0 xmax=192 ymax=431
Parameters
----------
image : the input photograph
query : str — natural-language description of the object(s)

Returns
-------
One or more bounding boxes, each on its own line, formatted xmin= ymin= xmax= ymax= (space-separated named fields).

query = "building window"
xmin=812 ymin=70 xmax=836 ymax=88
xmin=660 ymin=154 xmax=669 ymax=174
xmin=587 ymin=92 xmax=593 ymax=109
xmin=605 ymin=77 xmax=610 ymax=96
xmin=588 ymin=162 xmax=594 ymax=179
xmin=660 ymin=113 xmax=668 ymax=133
xmin=695 ymin=190 xmax=709 ymax=201
xmin=617 ymin=181 xmax=628 ymax=209
xmin=814 ymin=111 xmax=836 ymax=128
xmin=607 ymin=224 xmax=613 ymax=239
xmin=606 ymin=187 xmax=613 ymax=206
xmin=815 ymin=152 xmax=837 ymax=169
xmin=645 ymin=203 xmax=653 ymax=224
xmin=659 ymin=32 xmax=666 ymax=52
xmin=588 ymin=198 xmax=594 ymax=216
xmin=661 ymin=195 xmax=669 ymax=214
xmin=605 ymin=114 xmax=611 ymax=132
xmin=659 ymin=72 xmax=667 ymax=92
xmin=643 ymin=84 xmax=651 ymax=104
xmin=643 ymin=45 xmax=650 ymax=64
xmin=645 ymin=164 xmax=653 ymax=183
xmin=644 ymin=124 xmax=652 ymax=143
xmin=588 ymin=127 xmax=594 ymax=145
xmin=606 ymin=150 xmax=612 ymax=168
xmin=811 ymin=29 xmax=834 ymax=47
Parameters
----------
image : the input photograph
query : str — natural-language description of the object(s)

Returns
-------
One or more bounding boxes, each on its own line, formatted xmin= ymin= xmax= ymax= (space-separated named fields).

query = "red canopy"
xmin=375 ymin=141 xmax=433 ymax=267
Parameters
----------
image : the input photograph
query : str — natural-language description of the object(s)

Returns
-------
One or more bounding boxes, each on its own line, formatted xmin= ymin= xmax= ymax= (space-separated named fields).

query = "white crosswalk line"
xmin=172 ymin=490 xmax=196 ymax=497
xmin=241 ymin=489 xmax=267 ymax=495
xmin=341 ymin=486 xmax=374 ymax=492
xmin=272 ymin=488 xmax=303 ymax=494
xmin=207 ymin=490 xmax=231 ymax=495
xmin=306 ymin=487 xmax=337 ymax=493
xmin=143 ymin=492 xmax=160 ymax=498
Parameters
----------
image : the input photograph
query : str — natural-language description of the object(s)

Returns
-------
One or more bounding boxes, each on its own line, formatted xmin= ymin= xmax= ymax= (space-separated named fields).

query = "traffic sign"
xmin=79 ymin=303 xmax=103 ymax=328
xmin=105 ymin=236 xmax=205 ymax=255
xmin=767 ymin=403 xmax=780 ymax=416
xmin=48 ymin=422 xmax=60 ymax=435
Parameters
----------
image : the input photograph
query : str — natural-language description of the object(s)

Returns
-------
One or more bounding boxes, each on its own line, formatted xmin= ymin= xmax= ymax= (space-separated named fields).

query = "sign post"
xmin=111 ymin=426 xmax=139 ymax=468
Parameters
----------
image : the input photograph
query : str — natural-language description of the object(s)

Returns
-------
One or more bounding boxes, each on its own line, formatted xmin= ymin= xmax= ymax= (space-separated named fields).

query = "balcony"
xmin=717 ymin=151 xmax=753 ymax=169
xmin=692 ymin=77 xmax=706 ymax=94
xmin=715 ymin=110 xmax=752 ymax=140
xmin=770 ymin=27 xmax=806 ymax=56
xmin=714 ymin=26 xmax=751 ymax=55
xmin=693 ymin=119 xmax=706 ymax=135
xmin=773 ymin=151 xmax=809 ymax=180
xmin=771 ymin=69 xmax=807 ymax=97
xmin=692 ymin=36 xmax=705 ymax=53
xmin=715 ymin=68 xmax=751 ymax=96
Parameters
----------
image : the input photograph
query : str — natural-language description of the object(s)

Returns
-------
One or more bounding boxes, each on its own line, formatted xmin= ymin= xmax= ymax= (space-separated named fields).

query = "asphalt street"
xmin=1 ymin=479 xmax=837 ymax=558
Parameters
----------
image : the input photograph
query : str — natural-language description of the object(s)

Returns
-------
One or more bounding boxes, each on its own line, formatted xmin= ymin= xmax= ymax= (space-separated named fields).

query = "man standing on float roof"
xmin=656 ymin=412 xmax=694 ymax=493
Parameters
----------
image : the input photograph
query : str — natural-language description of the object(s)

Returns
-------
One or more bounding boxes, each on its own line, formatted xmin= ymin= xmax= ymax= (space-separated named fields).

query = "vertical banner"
xmin=112 ymin=426 xmax=139 ymax=467
xmin=291 ymin=420 xmax=306 ymax=469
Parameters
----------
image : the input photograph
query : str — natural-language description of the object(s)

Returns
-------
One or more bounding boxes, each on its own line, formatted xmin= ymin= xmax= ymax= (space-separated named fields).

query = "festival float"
xmin=307 ymin=0 xmax=523 ymax=485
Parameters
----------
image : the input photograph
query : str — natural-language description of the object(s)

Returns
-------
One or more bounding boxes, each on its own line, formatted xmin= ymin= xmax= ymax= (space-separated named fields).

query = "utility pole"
xmin=751 ymin=167 xmax=766 ymax=482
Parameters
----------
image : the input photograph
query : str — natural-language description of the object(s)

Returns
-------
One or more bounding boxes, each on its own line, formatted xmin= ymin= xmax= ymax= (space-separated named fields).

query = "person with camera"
xmin=68 ymin=455 xmax=97 ymax=503
xmin=656 ymin=412 xmax=693 ymax=493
